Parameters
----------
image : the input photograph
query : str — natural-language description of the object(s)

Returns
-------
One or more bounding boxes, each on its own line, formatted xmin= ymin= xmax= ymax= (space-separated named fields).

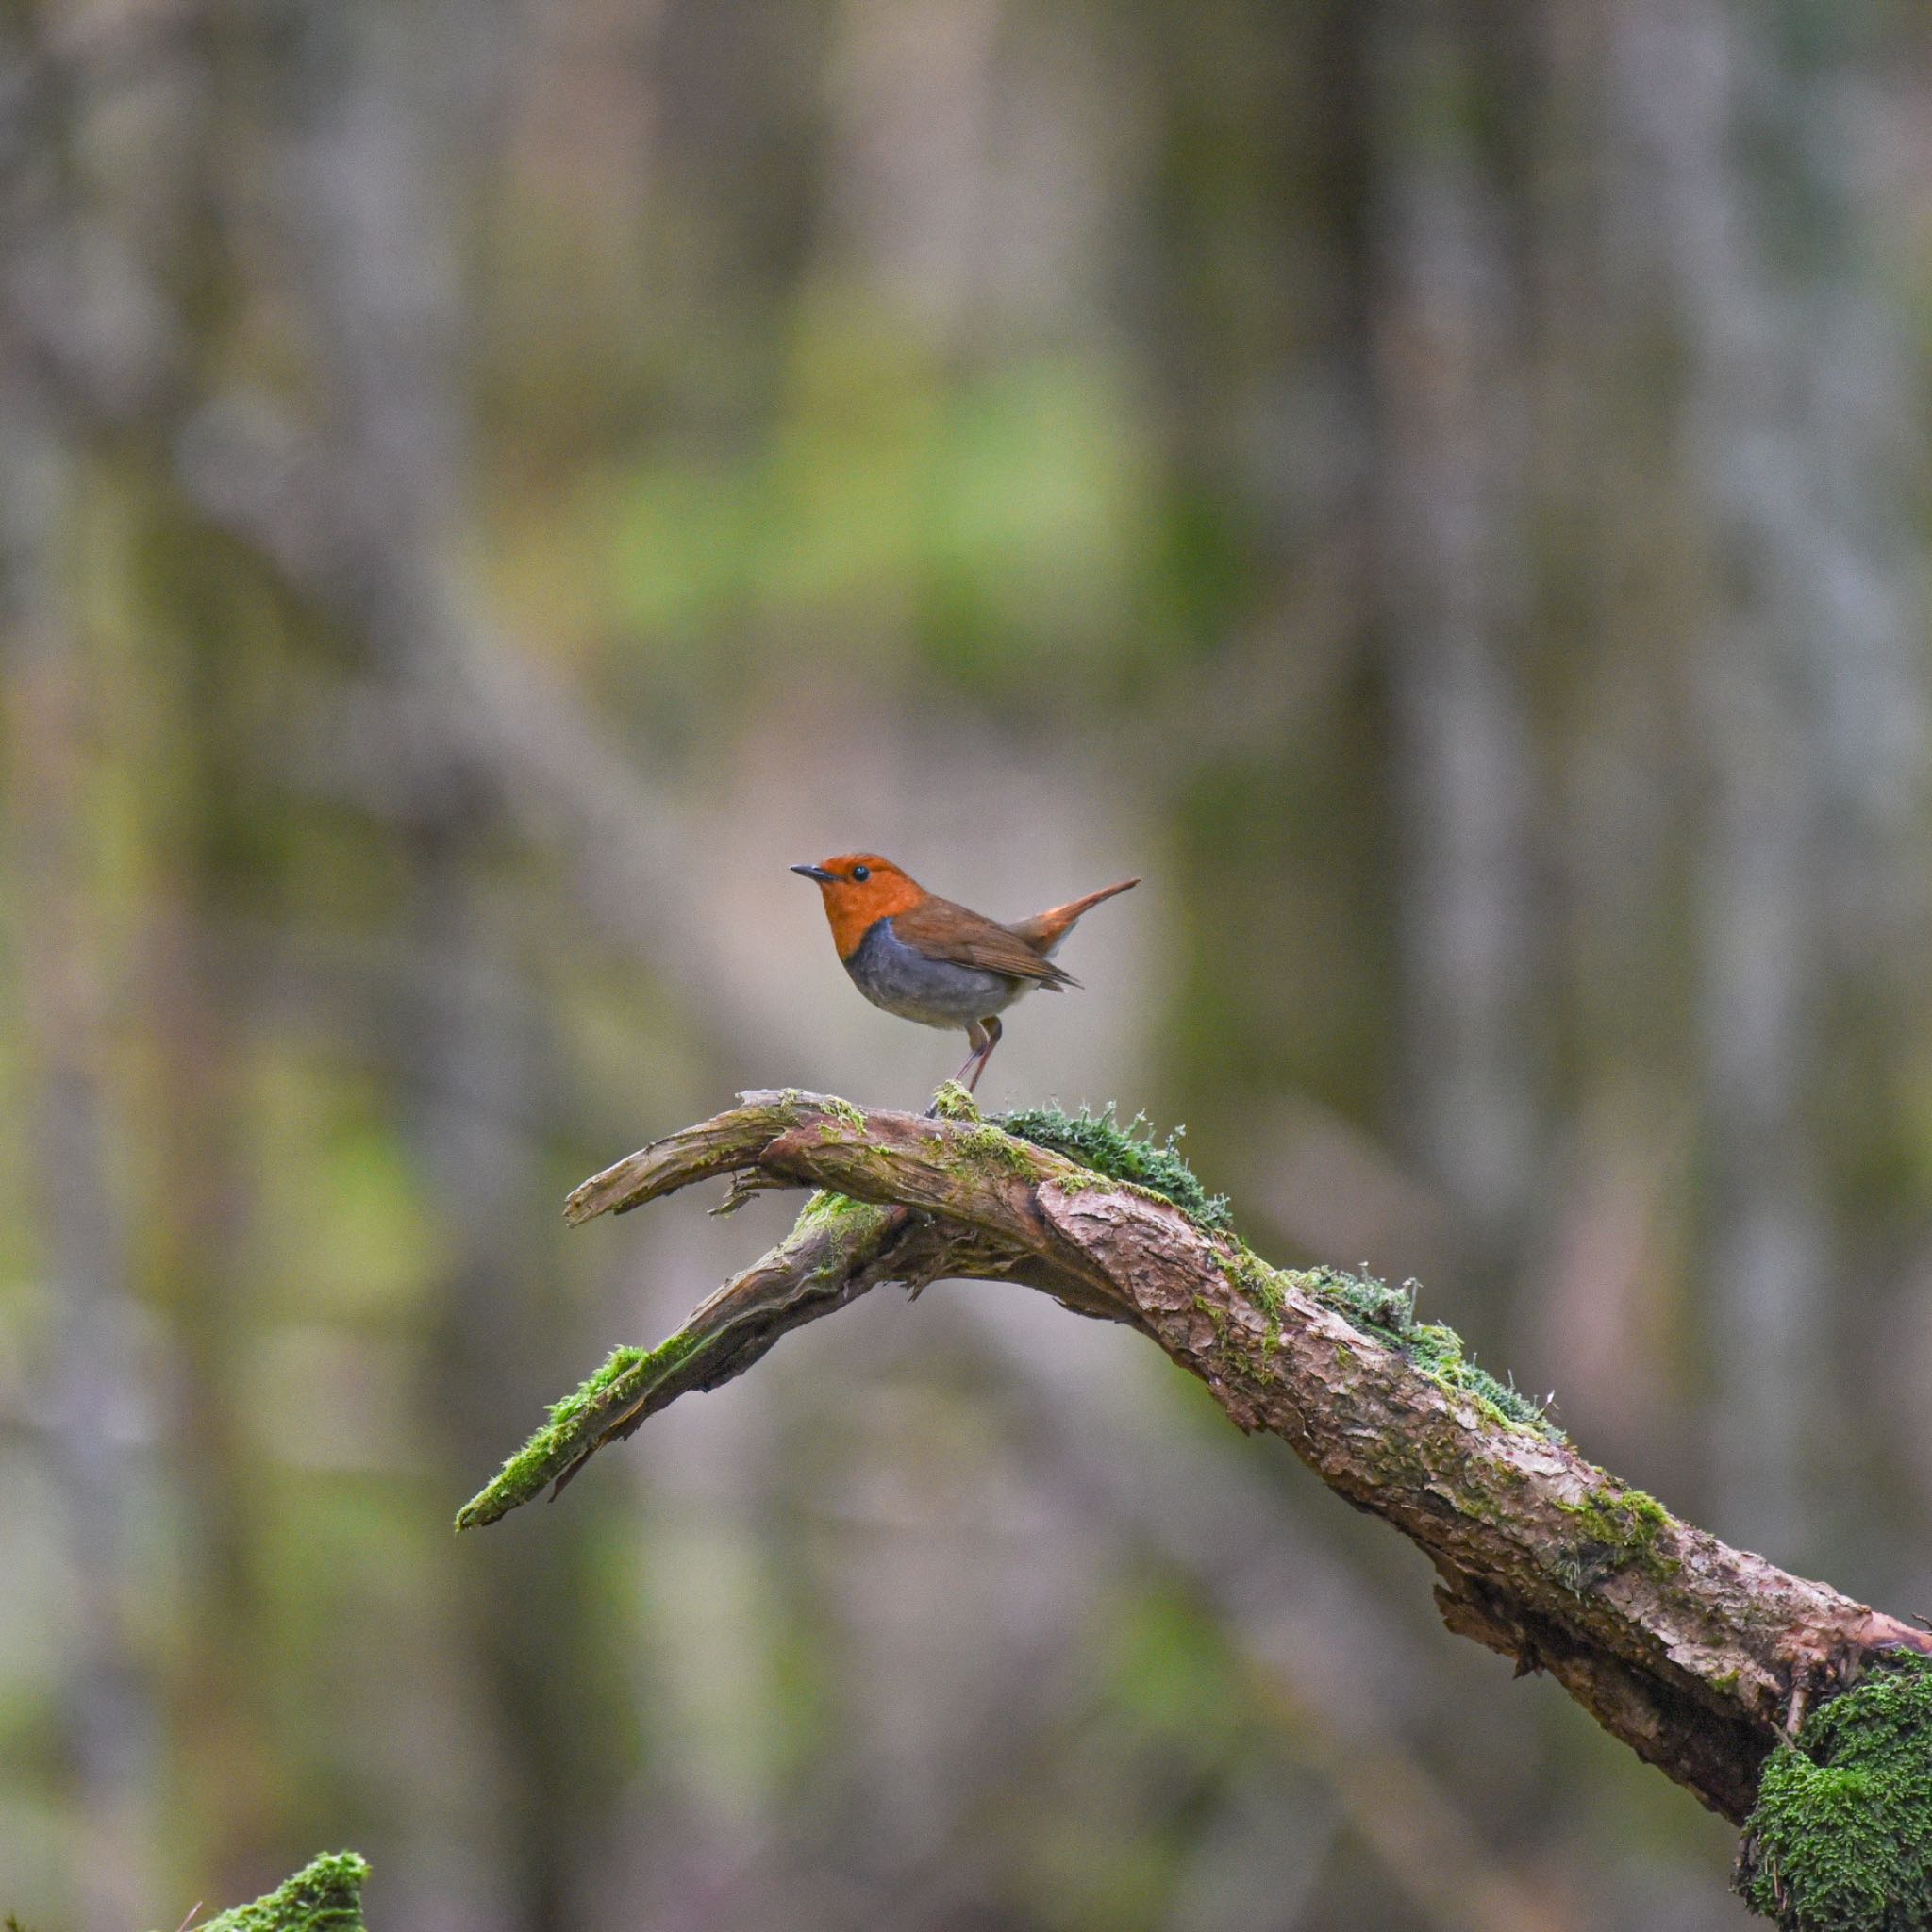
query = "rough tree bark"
xmin=458 ymin=1090 xmax=1931 ymax=1836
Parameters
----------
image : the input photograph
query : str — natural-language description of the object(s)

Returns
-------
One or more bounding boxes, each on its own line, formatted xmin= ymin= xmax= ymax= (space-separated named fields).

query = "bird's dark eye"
xmin=851 ymin=864 xmax=871 ymax=882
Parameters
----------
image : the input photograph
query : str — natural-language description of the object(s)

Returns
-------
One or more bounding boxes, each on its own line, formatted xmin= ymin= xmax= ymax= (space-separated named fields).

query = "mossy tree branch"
xmin=459 ymin=1089 xmax=1931 ymax=1840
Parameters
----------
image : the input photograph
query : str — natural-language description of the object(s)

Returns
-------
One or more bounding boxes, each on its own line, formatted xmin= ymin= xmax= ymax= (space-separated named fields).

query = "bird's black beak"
xmin=791 ymin=864 xmax=836 ymax=884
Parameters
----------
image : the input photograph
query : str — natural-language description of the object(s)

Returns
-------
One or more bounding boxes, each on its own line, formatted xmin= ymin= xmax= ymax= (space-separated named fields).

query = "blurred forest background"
xmin=5 ymin=0 xmax=1932 ymax=1927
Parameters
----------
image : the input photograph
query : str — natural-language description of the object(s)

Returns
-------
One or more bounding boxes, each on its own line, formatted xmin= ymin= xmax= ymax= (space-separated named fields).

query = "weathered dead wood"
xmin=462 ymin=1089 xmax=1931 ymax=1825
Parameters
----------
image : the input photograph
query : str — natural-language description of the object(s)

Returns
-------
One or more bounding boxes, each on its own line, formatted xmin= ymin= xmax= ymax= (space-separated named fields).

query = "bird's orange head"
xmin=791 ymin=852 xmax=925 ymax=959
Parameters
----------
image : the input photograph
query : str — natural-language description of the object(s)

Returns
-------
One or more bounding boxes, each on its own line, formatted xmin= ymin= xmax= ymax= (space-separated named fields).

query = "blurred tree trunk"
xmin=115 ymin=17 xmax=286 ymax=1898
xmin=0 ymin=281 xmax=155 ymax=1932
xmin=1 ymin=2 xmax=268 ymax=1909
xmin=1369 ymin=2 xmax=1541 ymax=1259
xmin=277 ymin=7 xmax=622 ymax=1922
xmin=1601 ymin=0 xmax=1926 ymax=1559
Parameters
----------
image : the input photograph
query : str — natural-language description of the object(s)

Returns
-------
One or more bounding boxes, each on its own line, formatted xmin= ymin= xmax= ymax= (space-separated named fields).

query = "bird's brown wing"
xmin=1006 ymin=877 xmax=1140 ymax=954
xmin=891 ymin=895 xmax=1077 ymax=988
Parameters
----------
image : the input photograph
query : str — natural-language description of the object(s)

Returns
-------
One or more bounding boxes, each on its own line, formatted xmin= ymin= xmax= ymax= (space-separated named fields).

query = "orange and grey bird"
xmin=791 ymin=853 xmax=1139 ymax=1094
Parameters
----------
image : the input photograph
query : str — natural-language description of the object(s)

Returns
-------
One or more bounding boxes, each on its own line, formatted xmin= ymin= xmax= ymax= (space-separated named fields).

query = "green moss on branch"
xmin=995 ymin=1103 xmax=1231 ymax=1229
xmin=1234 ymin=1257 xmax=1557 ymax=1438
xmin=458 ymin=1181 xmax=903 ymax=1527
xmin=1551 ymin=1483 xmax=1676 ymax=1592
xmin=454 ymin=1331 xmax=699 ymax=1528
xmin=929 ymin=1080 xmax=981 ymax=1122
xmin=1738 ymin=1657 xmax=1932 ymax=1931
xmin=1561 ymin=1484 xmax=1672 ymax=1560
xmin=797 ymin=1187 xmax=883 ymax=1231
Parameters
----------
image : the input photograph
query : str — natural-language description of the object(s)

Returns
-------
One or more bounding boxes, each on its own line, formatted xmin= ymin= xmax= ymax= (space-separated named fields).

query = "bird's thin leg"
xmin=960 ymin=1015 xmax=1002 ymax=1094
xmin=928 ymin=1020 xmax=991 ymax=1115
xmin=952 ymin=1018 xmax=991 ymax=1089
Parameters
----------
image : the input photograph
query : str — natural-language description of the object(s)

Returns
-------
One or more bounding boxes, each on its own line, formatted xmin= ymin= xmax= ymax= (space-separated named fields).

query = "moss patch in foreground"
xmin=1738 ymin=1657 xmax=1932 ymax=1932
xmin=995 ymin=1104 xmax=1232 ymax=1230
xmin=174 ymin=1853 xmax=367 ymax=1932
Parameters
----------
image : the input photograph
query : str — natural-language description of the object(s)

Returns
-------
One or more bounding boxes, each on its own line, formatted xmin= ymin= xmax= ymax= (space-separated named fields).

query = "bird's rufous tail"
xmin=1007 ymin=877 xmax=1140 ymax=956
